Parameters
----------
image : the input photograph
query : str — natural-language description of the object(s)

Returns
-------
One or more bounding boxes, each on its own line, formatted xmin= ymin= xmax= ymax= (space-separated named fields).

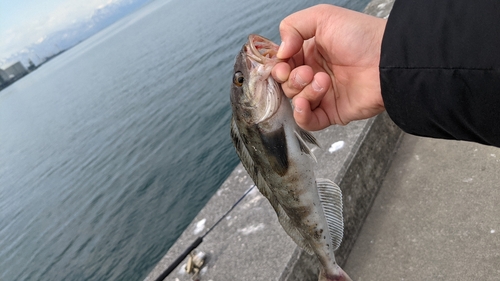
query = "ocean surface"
xmin=0 ymin=0 xmax=370 ymax=280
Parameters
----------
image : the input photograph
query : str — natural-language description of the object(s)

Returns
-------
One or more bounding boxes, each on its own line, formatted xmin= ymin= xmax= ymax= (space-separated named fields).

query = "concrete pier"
xmin=145 ymin=111 xmax=401 ymax=281
xmin=344 ymin=135 xmax=500 ymax=280
xmin=145 ymin=1 xmax=402 ymax=280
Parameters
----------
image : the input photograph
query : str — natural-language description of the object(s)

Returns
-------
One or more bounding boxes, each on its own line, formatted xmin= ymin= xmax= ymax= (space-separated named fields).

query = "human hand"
xmin=272 ymin=4 xmax=387 ymax=130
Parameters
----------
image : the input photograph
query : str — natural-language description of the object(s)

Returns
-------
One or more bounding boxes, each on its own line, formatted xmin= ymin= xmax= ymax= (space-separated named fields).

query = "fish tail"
xmin=318 ymin=265 xmax=353 ymax=281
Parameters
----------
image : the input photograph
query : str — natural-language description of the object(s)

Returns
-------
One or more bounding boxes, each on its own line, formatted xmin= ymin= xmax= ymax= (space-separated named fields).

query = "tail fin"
xmin=318 ymin=265 xmax=353 ymax=281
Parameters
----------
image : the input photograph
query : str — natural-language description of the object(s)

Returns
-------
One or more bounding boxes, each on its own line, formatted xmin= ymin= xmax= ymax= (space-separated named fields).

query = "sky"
xmin=0 ymin=0 xmax=123 ymax=67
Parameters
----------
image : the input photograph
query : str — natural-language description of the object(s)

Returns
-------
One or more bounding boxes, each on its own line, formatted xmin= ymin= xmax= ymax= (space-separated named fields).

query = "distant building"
xmin=27 ymin=59 xmax=36 ymax=72
xmin=4 ymin=62 xmax=28 ymax=80
xmin=0 ymin=69 xmax=9 ymax=85
xmin=0 ymin=62 xmax=29 ymax=90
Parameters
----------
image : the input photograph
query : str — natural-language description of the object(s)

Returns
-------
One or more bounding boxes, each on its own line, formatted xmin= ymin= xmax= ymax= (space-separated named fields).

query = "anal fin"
xmin=316 ymin=178 xmax=344 ymax=251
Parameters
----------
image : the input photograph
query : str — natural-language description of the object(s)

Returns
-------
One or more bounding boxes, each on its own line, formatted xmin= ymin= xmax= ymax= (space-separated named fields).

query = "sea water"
xmin=0 ymin=0 xmax=370 ymax=280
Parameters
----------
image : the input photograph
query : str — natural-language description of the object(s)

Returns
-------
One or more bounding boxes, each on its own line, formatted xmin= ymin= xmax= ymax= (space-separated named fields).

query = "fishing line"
xmin=154 ymin=185 xmax=255 ymax=281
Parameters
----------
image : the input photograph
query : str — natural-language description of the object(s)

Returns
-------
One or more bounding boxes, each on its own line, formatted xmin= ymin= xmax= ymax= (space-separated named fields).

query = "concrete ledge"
xmin=363 ymin=0 xmax=394 ymax=19
xmin=145 ymin=113 xmax=402 ymax=281
xmin=281 ymin=113 xmax=402 ymax=281
xmin=145 ymin=2 xmax=397 ymax=280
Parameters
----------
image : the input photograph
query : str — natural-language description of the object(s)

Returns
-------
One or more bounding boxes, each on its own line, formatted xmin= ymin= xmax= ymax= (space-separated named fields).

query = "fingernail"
xmin=276 ymin=71 xmax=287 ymax=83
xmin=312 ymin=79 xmax=323 ymax=92
xmin=295 ymin=73 xmax=307 ymax=87
xmin=277 ymin=41 xmax=285 ymax=58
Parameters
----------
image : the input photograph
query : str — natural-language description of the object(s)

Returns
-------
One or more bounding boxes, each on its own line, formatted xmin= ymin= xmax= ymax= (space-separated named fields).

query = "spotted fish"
xmin=230 ymin=34 xmax=353 ymax=281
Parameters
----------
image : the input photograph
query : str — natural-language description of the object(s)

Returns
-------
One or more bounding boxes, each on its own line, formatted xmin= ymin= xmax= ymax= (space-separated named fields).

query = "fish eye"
xmin=233 ymin=71 xmax=244 ymax=87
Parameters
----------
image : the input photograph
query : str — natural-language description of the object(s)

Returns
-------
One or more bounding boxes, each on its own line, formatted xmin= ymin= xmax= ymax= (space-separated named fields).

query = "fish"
xmin=230 ymin=34 xmax=353 ymax=281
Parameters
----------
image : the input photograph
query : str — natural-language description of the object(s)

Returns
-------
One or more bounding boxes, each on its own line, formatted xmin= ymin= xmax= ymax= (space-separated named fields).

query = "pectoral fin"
xmin=294 ymin=129 xmax=317 ymax=162
xmin=259 ymin=125 xmax=288 ymax=176
xmin=297 ymin=127 xmax=320 ymax=147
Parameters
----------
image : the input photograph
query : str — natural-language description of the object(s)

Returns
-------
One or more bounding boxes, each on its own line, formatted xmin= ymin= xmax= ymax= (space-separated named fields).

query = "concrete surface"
xmin=363 ymin=0 xmax=394 ymax=19
xmin=144 ymin=111 xmax=401 ymax=281
xmin=344 ymin=135 xmax=500 ymax=280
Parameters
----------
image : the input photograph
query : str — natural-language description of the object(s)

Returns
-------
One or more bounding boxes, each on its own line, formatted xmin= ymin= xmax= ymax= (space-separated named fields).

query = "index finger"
xmin=277 ymin=5 xmax=322 ymax=59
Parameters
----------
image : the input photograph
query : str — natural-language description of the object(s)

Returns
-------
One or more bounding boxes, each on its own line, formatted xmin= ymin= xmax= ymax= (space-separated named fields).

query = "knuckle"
xmin=279 ymin=18 xmax=291 ymax=34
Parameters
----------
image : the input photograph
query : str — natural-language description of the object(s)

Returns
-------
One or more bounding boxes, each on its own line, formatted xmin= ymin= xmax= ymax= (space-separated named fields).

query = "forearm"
xmin=380 ymin=0 xmax=500 ymax=147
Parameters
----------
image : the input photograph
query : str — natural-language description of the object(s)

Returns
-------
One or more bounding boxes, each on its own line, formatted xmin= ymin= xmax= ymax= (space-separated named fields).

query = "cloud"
xmin=0 ymin=0 xmax=122 ymax=64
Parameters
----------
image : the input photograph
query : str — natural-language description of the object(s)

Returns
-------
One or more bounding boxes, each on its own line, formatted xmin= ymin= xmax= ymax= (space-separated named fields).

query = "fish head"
xmin=230 ymin=34 xmax=284 ymax=125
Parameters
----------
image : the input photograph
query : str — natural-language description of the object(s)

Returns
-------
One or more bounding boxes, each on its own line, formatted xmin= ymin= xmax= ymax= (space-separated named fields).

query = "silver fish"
xmin=230 ymin=34 xmax=353 ymax=281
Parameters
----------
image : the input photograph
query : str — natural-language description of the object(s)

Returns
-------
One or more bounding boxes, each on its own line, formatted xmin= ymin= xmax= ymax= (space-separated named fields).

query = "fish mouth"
xmin=245 ymin=34 xmax=282 ymax=65
xmin=243 ymin=35 xmax=284 ymax=123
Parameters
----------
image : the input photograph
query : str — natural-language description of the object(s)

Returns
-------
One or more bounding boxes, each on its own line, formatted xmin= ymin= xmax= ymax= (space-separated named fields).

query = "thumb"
xmin=277 ymin=5 xmax=321 ymax=59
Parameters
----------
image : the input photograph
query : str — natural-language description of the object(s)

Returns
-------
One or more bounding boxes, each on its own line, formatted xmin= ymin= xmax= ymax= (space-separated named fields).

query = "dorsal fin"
xmin=316 ymin=178 xmax=344 ymax=251
xmin=231 ymin=117 xmax=258 ymax=180
xmin=271 ymin=188 xmax=315 ymax=255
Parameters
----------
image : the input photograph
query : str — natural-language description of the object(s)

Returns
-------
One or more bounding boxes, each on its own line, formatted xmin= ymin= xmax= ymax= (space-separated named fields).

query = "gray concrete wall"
xmin=146 ymin=114 xmax=401 ymax=281
xmin=145 ymin=1 xmax=397 ymax=280
xmin=344 ymin=135 xmax=500 ymax=280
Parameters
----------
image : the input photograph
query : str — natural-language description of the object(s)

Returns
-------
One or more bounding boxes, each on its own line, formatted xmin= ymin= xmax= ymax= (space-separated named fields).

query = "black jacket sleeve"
xmin=380 ymin=0 xmax=500 ymax=147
